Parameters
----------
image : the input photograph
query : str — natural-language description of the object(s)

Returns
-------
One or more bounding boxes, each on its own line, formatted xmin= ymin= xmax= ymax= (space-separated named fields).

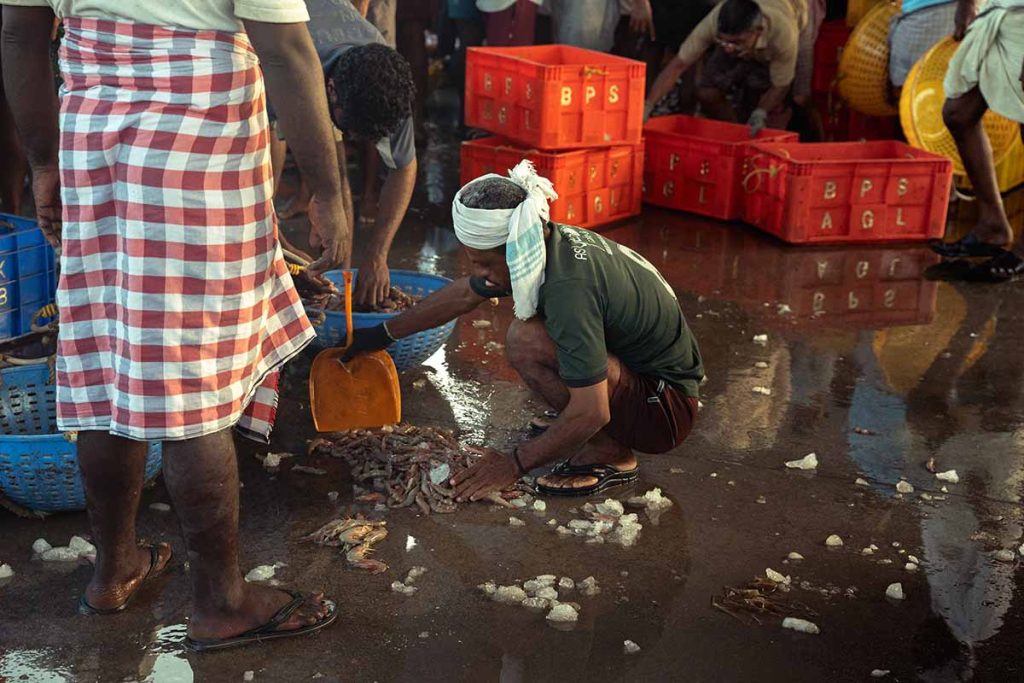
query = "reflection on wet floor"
xmin=3 ymin=122 xmax=1024 ymax=680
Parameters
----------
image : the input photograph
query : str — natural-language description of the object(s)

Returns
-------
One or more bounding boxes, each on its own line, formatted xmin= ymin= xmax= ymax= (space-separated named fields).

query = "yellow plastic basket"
xmin=837 ymin=1 xmax=902 ymax=117
xmin=954 ymin=137 xmax=1024 ymax=194
xmin=847 ymin=0 xmax=885 ymax=27
xmin=900 ymin=37 xmax=1021 ymax=177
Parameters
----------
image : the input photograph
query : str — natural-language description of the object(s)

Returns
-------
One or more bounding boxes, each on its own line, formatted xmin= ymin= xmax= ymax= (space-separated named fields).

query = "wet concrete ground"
xmin=3 ymin=112 xmax=1024 ymax=682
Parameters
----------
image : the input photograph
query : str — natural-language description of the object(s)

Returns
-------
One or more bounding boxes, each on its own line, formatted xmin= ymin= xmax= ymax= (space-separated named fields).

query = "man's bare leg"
xmin=269 ymin=135 xmax=287 ymax=195
xmin=78 ymin=432 xmax=173 ymax=611
xmin=943 ymin=87 xmax=1013 ymax=247
xmin=506 ymin=319 xmax=636 ymax=490
xmin=162 ymin=429 xmax=329 ymax=640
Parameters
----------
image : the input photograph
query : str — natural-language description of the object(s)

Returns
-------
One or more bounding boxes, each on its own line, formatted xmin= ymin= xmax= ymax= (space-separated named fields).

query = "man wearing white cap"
xmin=343 ymin=161 xmax=705 ymax=498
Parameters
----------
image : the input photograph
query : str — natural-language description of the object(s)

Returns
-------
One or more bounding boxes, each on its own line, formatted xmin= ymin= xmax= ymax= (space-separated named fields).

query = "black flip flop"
xmin=536 ymin=461 xmax=639 ymax=498
xmin=184 ymin=590 xmax=338 ymax=653
xmin=528 ymin=410 xmax=560 ymax=433
xmin=928 ymin=234 xmax=1008 ymax=259
xmin=970 ymin=250 xmax=1024 ymax=282
xmin=78 ymin=543 xmax=173 ymax=616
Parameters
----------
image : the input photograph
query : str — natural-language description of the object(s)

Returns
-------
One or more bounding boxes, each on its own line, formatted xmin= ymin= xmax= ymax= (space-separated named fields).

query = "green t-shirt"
xmin=537 ymin=224 xmax=704 ymax=397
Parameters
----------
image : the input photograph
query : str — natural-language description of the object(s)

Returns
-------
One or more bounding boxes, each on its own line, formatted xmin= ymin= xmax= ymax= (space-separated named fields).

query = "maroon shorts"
xmin=605 ymin=372 xmax=698 ymax=454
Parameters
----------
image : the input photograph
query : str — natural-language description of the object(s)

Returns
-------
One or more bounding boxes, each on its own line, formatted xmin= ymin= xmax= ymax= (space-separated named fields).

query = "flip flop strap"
xmin=250 ymin=590 xmax=309 ymax=637
xmin=548 ymin=462 xmax=631 ymax=479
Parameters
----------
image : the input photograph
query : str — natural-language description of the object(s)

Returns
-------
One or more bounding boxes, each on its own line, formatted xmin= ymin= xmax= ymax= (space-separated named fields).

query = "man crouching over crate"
xmin=341 ymin=161 xmax=705 ymax=498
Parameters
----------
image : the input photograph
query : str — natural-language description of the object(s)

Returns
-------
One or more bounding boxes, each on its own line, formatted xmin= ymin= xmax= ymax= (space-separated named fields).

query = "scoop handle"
xmin=343 ymin=270 xmax=354 ymax=350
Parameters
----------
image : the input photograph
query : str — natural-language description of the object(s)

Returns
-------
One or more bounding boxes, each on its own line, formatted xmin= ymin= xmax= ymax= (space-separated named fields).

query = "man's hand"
xmin=954 ymin=1 xmax=977 ymax=41
xmin=451 ymin=448 xmax=521 ymax=502
xmin=747 ymin=108 xmax=768 ymax=138
xmin=31 ymin=165 xmax=61 ymax=247
xmin=306 ymin=193 xmax=350 ymax=275
xmin=340 ymin=323 xmax=393 ymax=361
xmin=354 ymin=256 xmax=390 ymax=309
xmin=630 ymin=0 xmax=655 ymax=40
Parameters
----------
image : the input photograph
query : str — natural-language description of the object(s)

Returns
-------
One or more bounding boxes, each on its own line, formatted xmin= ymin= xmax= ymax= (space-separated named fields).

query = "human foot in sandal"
xmin=79 ymin=542 xmax=174 ymax=615
xmin=536 ymin=441 xmax=639 ymax=497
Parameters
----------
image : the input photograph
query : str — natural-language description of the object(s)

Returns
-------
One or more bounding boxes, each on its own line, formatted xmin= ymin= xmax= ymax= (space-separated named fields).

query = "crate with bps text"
xmin=465 ymin=45 xmax=645 ymax=150
xmin=642 ymin=115 xmax=797 ymax=220
xmin=741 ymin=141 xmax=953 ymax=245
xmin=460 ymin=136 xmax=643 ymax=228
xmin=0 ymin=214 xmax=58 ymax=340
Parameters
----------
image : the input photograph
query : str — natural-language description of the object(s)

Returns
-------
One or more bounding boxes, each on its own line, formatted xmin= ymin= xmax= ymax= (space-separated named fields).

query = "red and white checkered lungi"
xmin=56 ymin=18 xmax=314 ymax=442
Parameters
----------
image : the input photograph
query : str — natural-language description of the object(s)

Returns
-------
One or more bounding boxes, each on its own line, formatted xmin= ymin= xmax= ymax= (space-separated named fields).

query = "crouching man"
xmin=343 ymin=162 xmax=705 ymax=498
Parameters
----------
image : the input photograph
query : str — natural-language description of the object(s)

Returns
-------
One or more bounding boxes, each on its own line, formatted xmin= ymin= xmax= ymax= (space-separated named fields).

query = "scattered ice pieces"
xmin=261 ymin=452 xmax=292 ymax=469
xmin=508 ymin=517 xmax=526 ymax=528
xmin=327 ymin=491 xmax=340 ymax=503
xmin=908 ymin=555 xmax=920 ymax=565
xmin=546 ymin=519 xmax=558 ymax=527
xmin=885 ymin=583 xmax=905 ymax=600
xmin=825 ymin=535 xmax=844 ymax=547
xmin=579 ymin=576 xmax=600 ymax=597
xmin=390 ymin=581 xmax=417 ymax=596
xmin=754 ymin=361 xmax=769 ymax=369
xmin=777 ymin=304 xmax=792 ymax=315
xmin=870 ymin=670 xmax=891 ymax=678
xmin=41 ymin=547 xmax=80 ymax=563
xmin=555 ymin=525 xmax=572 ymax=536
xmin=670 ymin=467 xmax=685 ymax=474
xmin=245 ymin=565 xmax=278 ymax=582
xmin=418 ymin=631 xmax=430 ymax=639
xmin=941 ymin=486 xmax=948 ymax=493
xmin=0 ymin=564 xmax=13 ymax=580
xmin=471 ymin=320 xmax=492 ymax=329
xmin=787 ymin=552 xmax=804 ymax=561
xmin=905 ymin=563 xmax=918 ymax=572
xmin=853 ymin=427 xmax=878 ymax=436
xmin=405 ymin=566 xmax=427 ymax=584
xmin=855 ymin=478 xmax=870 ymax=486
xmin=994 ymin=549 xmax=1016 ymax=563
xmin=546 ymin=603 xmax=578 ymax=623
xmin=862 ymin=547 xmax=874 ymax=556
xmin=532 ymin=500 xmax=547 ymax=513
xmin=626 ymin=488 xmax=672 ymax=517
xmin=492 ymin=586 xmax=528 ymax=604
xmin=149 ymin=503 xmax=171 ymax=512
xmin=765 ymin=568 xmax=791 ymax=585
xmin=535 ymin=586 xmax=558 ymax=602
xmin=559 ymin=577 xmax=575 ymax=591
xmin=243 ymin=671 xmax=254 ymax=682
xmin=291 ymin=465 xmax=326 ymax=476
xmin=68 ymin=536 xmax=96 ymax=558
xmin=896 ymin=480 xmax=914 ymax=494
xmin=752 ymin=334 xmax=768 ymax=345
xmin=623 ymin=640 xmax=641 ymax=655
xmin=756 ymin=496 xmax=767 ymax=504
xmin=510 ymin=497 xmax=529 ymax=509
xmin=935 ymin=470 xmax=959 ymax=484
xmin=595 ymin=499 xmax=624 ymax=518
xmin=785 ymin=453 xmax=818 ymax=471
xmin=752 ymin=386 xmax=772 ymax=396
xmin=782 ymin=617 xmax=820 ymax=635
xmin=412 ymin=379 xmax=427 ymax=390
xmin=31 ymin=538 xmax=51 ymax=555
xmin=478 ymin=581 xmax=497 ymax=597
xmin=521 ymin=597 xmax=550 ymax=612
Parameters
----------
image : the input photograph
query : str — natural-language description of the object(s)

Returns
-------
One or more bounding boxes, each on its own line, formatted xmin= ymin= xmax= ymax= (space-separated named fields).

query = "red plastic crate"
xmin=465 ymin=45 xmax=645 ymax=150
xmin=741 ymin=141 xmax=953 ymax=245
xmin=813 ymin=21 xmax=851 ymax=95
xmin=460 ymin=136 xmax=643 ymax=228
xmin=641 ymin=116 xmax=798 ymax=220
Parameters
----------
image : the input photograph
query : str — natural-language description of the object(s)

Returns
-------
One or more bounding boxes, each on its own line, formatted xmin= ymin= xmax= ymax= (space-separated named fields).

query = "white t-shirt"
xmin=475 ymin=0 xmax=543 ymax=12
xmin=0 ymin=0 xmax=309 ymax=32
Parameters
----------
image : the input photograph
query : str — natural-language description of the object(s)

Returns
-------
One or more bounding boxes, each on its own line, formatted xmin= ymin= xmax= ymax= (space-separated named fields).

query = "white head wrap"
xmin=452 ymin=160 xmax=558 ymax=320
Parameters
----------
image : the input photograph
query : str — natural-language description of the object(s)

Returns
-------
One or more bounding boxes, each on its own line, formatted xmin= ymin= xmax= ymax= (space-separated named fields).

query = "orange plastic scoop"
xmin=309 ymin=271 xmax=401 ymax=431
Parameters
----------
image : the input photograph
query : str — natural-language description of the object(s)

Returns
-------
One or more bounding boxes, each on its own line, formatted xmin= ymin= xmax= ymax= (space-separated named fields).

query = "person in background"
xmin=1 ymin=0 xmax=346 ymax=651
xmin=644 ymin=0 xmax=805 ymax=136
xmin=932 ymin=0 xmax=1024 ymax=279
xmin=0 ymin=11 xmax=27 ymax=214
xmin=888 ymin=0 xmax=958 ymax=102
xmin=550 ymin=0 xmax=620 ymax=51
xmin=273 ymin=0 xmax=417 ymax=308
xmin=365 ymin=0 xmax=396 ymax=47
xmin=397 ymin=0 xmax=440 ymax=133
xmin=343 ymin=162 xmax=704 ymax=499
xmin=478 ymin=0 xmax=540 ymax=45
xmin=446 ymin=0 xmax=484 ymax=132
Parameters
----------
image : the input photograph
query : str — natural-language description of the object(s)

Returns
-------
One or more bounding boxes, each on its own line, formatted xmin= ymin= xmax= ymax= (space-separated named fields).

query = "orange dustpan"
xmin=309 ymin=271 xmax=401 ymax=431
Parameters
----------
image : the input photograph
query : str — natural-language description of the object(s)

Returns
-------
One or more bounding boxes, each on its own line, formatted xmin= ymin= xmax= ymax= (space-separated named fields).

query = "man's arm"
xmin=954 ymin=0 xmax=978 ymax=41
xmin=644 ymin=10 xmax=716 ymax=119
xmin=1 ymin=6 xmax=60 ymax=246
xmin=243 ymin=20 xmax=349 ymax=274
xmin=644 ymin=56 xmax=691 ymax=120
xmin=354 ymin=157 xmax=417 ymax=307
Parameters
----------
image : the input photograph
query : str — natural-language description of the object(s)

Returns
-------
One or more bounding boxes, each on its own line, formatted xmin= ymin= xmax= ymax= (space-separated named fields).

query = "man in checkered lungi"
xmin=2 ymin=0 xmax=348 ymax=651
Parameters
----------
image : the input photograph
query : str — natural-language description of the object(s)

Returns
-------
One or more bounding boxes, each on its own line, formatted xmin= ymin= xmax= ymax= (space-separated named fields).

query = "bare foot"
xmin=969 ymin=218 xmax=1013 ymax=247
xmin=85 ymin=542 xmax=173 ymax=611
xmin=537 ymin=446 xmax=638 ymax=491
xmin=188 ymin=584 xmax=332 ymax=642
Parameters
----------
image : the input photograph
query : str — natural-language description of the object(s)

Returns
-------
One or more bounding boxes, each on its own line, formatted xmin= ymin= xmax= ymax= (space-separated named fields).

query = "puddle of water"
xmin=0 ymin=650 xmax=74 ymax=683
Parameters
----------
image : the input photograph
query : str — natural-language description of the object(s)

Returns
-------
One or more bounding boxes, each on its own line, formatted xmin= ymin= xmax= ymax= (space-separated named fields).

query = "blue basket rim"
xmin=308 ymin=269 xmax=453 ymax=321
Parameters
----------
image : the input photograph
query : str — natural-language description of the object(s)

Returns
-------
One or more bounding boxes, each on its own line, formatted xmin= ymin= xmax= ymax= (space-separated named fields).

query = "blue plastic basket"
xmin=0 ymin=214 xmax=58 ymax=341
xmin=0 ymin=363 xmax=163 ymax=513
xmin=308 ymin=269 xmax=456 ymax=372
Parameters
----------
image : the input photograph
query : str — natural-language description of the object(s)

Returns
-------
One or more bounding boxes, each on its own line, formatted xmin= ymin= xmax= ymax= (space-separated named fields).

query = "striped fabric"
xmin=56 ymin=18 xmax=314 ymax=442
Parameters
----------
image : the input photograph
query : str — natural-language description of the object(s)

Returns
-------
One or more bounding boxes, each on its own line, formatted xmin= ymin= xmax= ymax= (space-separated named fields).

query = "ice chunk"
xmin=41 ymin=547 xmax=80 ymax=562
xmin=243 ymin=671 xmax=254 ymax=682
xmin=532 ymin=500 xmax=547 ymax=513
xmin=855 ymin=478 xmax=870 ymax=486
xmin=412 ymin=379 xmax=427 ymax=390
xmin=508 ymin=517 xmax=525 ymax=528
xmin=752 ymin=334 xmax=768 ymax=345
xmin=907 ymin=555 xmax=920 ymax=565
xmin=752 ymin=386 xmax=772 ymax=396
xmin=244 ymin=565 xmax=277 ymax=582
xmin=935 ymin=470 xmax=959 ymax=484
xmin=327 ymin=491 xmax=340 ymax=503
xmin=896 ymin=480 xmax=914 ymax=494
xmin=568 ymin=519 xmax=592 ymax=532
xmin=785 ymin=453 xmax=818 ymax=470
xmin=754 ymin=361 xmax=769 ymax=369
xmin=478 ymin=581 xmax=497 ymax=597
xmin=492 ymin=585 xmax=528 ymax=604
xmin=579 ymin=576 xmax=600 ymax=597
xmin=994 ymin=549 xmax=1015 ymax=563
xmin=262 ymin=452 xmax=293 ymax=469
xmin=885 ymin=583 xmax=905 ymax=600
xmin=536 ymin=586 xmax=558 ymax=601
xmin=905 ymin=563 xmax=918 ymax=572
xmin=390 ymin=581 xmax=417 ymax=596
xmin=521 ymin=597 xmax=550 ymax=612
xmin=870 ymin=671 xmax=890 ymax=678
xmin=546 ymin=518 xmax=558 ymax=527
xmin=546 ymin=603 xmax=578 ymax=623
xmin=825 ymin=535 xmax=844 ymax=547
xmin=31 ymin=538 xmax=51 ymax=555
xmin=471 ymin=320 xmax=491 ymax=329
xmin=405 ymin=566 xmax=427 ymax=584
xmin=68 ymin=536 xmax=96 ymax=558
xmin=595 ymin=499 xmax=624 ymax=518
xmin=782 ymin=617 xmax=820 ymax=635
xmin=787 ymin=552 xmax=804 ymax=561
xmin=429 ymin=463 xmax=451 ymax=485
xmin=0 ymin=563 xmax=13 ymax=579
xmin=523 ymin=579 xmax=543 ymax=594
xmin=509 ymin=497 xmax=528 ymax=509
xmin=558 ymin=577 xmax=575 ymax=591
xmin=623 ymin=640 xmax=641 ymax=655
xmin=555 ymin=526 xmax=572 ymax=536
xmin=861 ymin=547 xmax=874 ymax=556
xmin=765 ymin=568 xmax=791 ymax=585
xmin=149 ymin=503 xmax=171 ymax=512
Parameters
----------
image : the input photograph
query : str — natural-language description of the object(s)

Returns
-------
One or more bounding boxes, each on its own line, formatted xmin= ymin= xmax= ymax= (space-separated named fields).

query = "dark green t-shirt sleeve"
xmin=543 ymin=280 xmax=608 ymax=388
